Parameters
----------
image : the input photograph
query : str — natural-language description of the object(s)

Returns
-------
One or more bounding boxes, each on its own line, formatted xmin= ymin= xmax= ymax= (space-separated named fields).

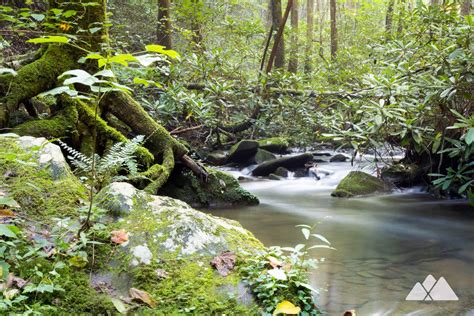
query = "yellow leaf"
xmin=129 ymin=288 xmax=157 ymax=308
xmin=273 ymin=300 xmax=301 ymax=315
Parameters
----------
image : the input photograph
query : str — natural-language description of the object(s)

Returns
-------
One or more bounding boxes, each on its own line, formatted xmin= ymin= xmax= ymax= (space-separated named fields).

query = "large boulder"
xmin=331 ymin=171 xmax=391 ymax=198
xmin=258 ymin=137 xmax=289 ymax=154
xmin=252 ymin=153 xmax=313 ymax=177
xmin=206 ymin=150 xmax=229 ymax=166
xmin=160 ymin=167 xmax=259 ymax=207
xmin=95 ymin=182 xmax=262 ymax=314
xmin=227 ymin=140 xmax=259 ymax=164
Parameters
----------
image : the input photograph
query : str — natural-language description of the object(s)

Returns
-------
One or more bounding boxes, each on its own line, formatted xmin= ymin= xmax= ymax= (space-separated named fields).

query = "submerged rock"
xmin=258 ymin=137 xmax=289 ymax=154
xmin=227 ymin=140 xmax=259 ymax=164
xmin=252 ymin=153 xmax=313 ymax=177
xmin=331 ymin=171 xmax=391 ymax=198
xmin=160 ymin=167 xmax=259 ymax=207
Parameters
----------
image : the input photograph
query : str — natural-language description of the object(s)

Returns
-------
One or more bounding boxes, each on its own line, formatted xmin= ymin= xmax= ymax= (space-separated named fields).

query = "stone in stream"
xmin=206 ymin=150 xmax=229 ymax=166
xmin=258 ymin=137 xmax=289 ymax=154
xmin=330 ymin=153 xmax=349 ymax=162
xmin=251 ymin=153 xmax=313 ymax=177
xmin=268 ymin=173 xmax=282 ymax=180
xmin=381 ymin=163 xmax=422 ymax=187
xmin=251 ymin=148 xmax=276 ymax=164
xmin=331 ymin=171 xmax=391 ymax=198
xmin=227 ymin=140 xmax=259 ymax=164
xmin=274 ymin=166 xmax=289 ymax=177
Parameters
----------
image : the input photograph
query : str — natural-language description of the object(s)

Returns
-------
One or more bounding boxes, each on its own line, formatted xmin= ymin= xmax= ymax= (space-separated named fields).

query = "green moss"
xmin=130 ymin=260 xmax=259 ymax=315
xmin=160 ymin=168 xmax=259 ymax=207
xmin=258 ymin=137 xmax=289 ymax=153
xmin=0 ymin=137 xmax=86 ymax=220
xmin=331 ymin=171 xmax=390 ymax=198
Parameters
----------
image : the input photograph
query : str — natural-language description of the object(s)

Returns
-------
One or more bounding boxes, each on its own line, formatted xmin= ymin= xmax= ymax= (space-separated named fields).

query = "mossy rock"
xmin=227 ymin=140 xmax=259 ymax=164
xmin=381 ymin=163 xmax=422 ymax=187
xmin=331 ymin=171 xmax=391 ymax=198
xmin=95 ymin=182 xmax=263 ymax=314
xmin=206 ymin=150 xmax=229 ymax=166
xmin=160 ymin=167 xmax=259 ymax=207
xmin=251 ymin=148 xmax=276 ymax=164
xmin=274 ymin=167 xmax=289 ymax=177
xmin=258 ymin=137 xmax=289 ymax=154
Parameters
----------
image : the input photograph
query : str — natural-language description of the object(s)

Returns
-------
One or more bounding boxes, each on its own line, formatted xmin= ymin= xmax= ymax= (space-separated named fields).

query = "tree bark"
xmin=461 ymin=0 xmax=471 ymax=16
xmin=385 ymin=0 xmax=395 ymax=37
xmin=270 ymin=0 xmax=285 ymax=69
xmin=305 ymin=0 xmax=314 ymax=73
xmin=157 ymin=0 xmax=172 ymax=49
xmin=191 ymin=0 xmax=203 ymax=49
xmin=288 ymin=0 xmax=299 ymax=73
xmin=330 ymin=0 xmax=337 ymax=59
xmin=267 ymin=0 xmax=293 ymax=73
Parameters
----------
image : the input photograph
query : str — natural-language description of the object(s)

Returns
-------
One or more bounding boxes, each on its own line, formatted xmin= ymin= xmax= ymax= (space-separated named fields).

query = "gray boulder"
xmin=330 ymin=153 xmax=349 ymax=162
xmin=251 ymin=148 xmax=276 ymax=164
xmin=227 ymin=140 xmax=259 ymax=164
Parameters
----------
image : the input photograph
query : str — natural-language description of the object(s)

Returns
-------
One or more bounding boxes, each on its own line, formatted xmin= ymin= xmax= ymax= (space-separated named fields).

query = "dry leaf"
xmin=0 ymin=209 xmax=15 ymax=217
xmin=129 ymin=288 xmax=157 ymax=308
xmin=273 ymin=300 xmax=301 ymax=315
xmin=13 ymin=276 xmax=29 ymax=289
xmin=111 ymin=229 xmax=129 ymax=245
xmin=267 ymin=256 xmax=282 ymax=268
xmin=210 ymin=251 xmax=236 ymax=277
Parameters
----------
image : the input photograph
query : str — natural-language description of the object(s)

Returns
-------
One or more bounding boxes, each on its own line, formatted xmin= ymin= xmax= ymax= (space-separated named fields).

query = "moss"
xmin=0 ymin=137 xmax=86 ymax=220
xmin=331 ymin=171 xmax=390 ymax=198
xmin=258 ymin=137 xmax=289 ymax=153
xmin=130 ymin=259 xmax=259 ymax=315
xmin=160 ymin=167 xmax=259 ymax=207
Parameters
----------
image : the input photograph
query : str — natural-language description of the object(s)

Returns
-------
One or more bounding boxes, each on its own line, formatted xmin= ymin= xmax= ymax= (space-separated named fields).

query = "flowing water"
xmin=206 ymin=160 xmax=474 ymax=315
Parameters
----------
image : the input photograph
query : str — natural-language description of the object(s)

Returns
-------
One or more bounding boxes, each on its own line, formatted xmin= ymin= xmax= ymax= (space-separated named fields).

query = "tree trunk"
xmin=0 ymin=0 xmax=207 ymax=192
xmin=191 ymin=0 xmax=203 ymax=49
xmin=267 ymin=0 xmax=293 ymax=73
xmin=271 ymin=0 xmax=285 ymax=69
xmin=330 ymin=0 xmax=337 ymax=58
xmin=305 ymin=0 xmax=314 ymax=73
xmin=385 ymin=0 xmax=395 ymax=37
xmin=157 ymin=0 xmax=172 ymax=49
xmin=288 ymin=0 xmax=299 ymax=73
xmin=461 ymin=0 xmax=471 ymax=16
xmin=397 ymin=0 xmax=405 ymax=35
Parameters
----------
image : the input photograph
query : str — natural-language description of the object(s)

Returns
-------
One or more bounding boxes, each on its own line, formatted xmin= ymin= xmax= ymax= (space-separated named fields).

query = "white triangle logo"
xmin=406 ymin=275 xmax=459 ymax=301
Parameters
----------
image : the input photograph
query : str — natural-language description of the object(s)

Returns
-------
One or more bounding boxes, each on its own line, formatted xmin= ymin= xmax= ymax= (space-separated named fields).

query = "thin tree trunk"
xmin=267 ymin=0 xmax=294 ymax=73
xmin=461 ymin=0 xmax=471 ymax=16
xmin=397 ymin=0 xmax=405 ymax=35
xmin=330 ymin=0 xmax=337 ymax=58
xmin=288 ymin=0 xmax=299 ymax=73
xmin=157 ymin=0 xmax=172 ymax=49
xmin=305 ymin=0 xmax=314 ymax=73
xmin=385 ymin=0 xmax=395 ymax=37
xmin=191 ymin=0 xmax=203 ymax=48
xmin=271 ymin=0 xmax=285 ymax=69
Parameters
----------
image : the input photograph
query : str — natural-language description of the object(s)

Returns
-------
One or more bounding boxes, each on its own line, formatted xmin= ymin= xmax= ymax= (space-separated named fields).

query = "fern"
xmin=58 ymin=135 xmax=145 ymax=188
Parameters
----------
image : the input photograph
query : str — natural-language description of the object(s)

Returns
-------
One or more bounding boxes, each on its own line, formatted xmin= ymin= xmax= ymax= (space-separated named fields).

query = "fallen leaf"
xmin=129 ymin=288 xmax=157 ymax=308
xmin=210 ymin=251 xmax=236 ymax=277
xmin=268 ymin=268 xmax=287 ymax=281
xmin=267 ymin=256 xmax=282 ymax=268
xmin=273 ymin=300 xmax=301 ymax=315
xmin=111 ymin=229 xmax=129 ymax=245
xmin=0 ymin=209 xmax=15 ymax=217
xmin=12 ymin=276 xmax=28 ymax=289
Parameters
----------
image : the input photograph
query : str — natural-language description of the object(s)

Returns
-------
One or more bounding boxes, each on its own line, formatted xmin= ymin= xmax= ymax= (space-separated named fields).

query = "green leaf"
xmin=145 ymin=44 xmax=180 ymax=59
xmin=301 ymin=228 xmax=310 ymax=240
xmin=0 ymin=224 xmax=18 ymax=238
xmin=27 ymin=36 xmax=69 ymax=44
xmin=0 ymin=197 xmax=19 ymax=207
xmin=465 ymin=128 xmax=474 ymax=145
xmin=40 ymin=86 xmax=78 ymax=97
xmin=31 ymin=13 xmax=45 ymax=21
xmin=111 ymin=298 xmax=128 ymax=314
xmin=133 ymin=77 xmax=150 ymax=87
xmin=311 ymin=234 xmax=331 ymax=245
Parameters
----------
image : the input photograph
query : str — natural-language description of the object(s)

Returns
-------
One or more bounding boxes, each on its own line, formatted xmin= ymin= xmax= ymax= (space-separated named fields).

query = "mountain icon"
xmin=406 ymin=274 xmax=458 ymax=301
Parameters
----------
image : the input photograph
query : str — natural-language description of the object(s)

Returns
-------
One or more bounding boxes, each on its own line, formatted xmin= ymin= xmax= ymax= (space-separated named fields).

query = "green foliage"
xmin=58 ymin=135 xmax=145 ymax=189
xmin=240 ymin=226 xmax=332 ymax=315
